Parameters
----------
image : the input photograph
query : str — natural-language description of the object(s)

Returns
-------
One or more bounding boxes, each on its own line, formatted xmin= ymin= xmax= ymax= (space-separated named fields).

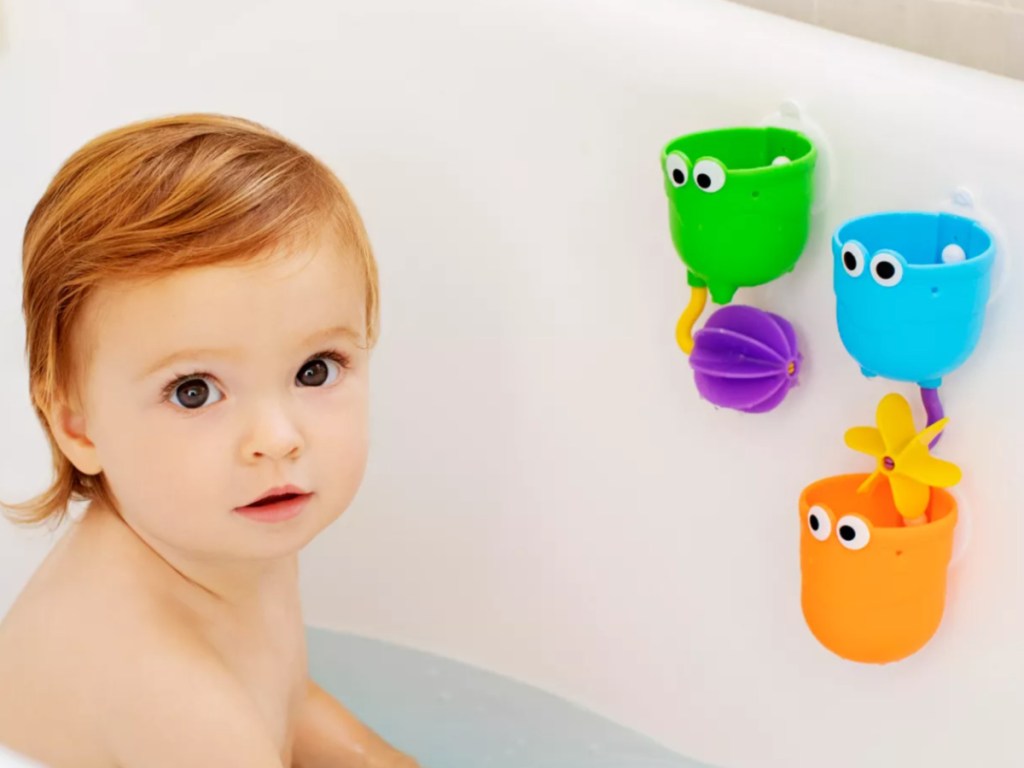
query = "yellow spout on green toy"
xmin=674 ymin=287 xmax=707 ymax=354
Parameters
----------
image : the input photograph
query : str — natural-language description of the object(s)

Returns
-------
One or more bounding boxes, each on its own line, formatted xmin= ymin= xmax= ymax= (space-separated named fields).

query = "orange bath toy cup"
xmin=799 ymin=473 xmax=957 ymax=664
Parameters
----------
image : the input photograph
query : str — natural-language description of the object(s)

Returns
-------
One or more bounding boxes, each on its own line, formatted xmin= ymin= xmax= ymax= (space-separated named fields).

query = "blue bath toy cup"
xmin=832 ymin=212 xmax=995 ymax=388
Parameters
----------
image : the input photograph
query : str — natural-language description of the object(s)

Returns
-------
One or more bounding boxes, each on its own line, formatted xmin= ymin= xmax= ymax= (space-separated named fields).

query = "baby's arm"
xmin=291 ymin=679 xmax=419 ymax=768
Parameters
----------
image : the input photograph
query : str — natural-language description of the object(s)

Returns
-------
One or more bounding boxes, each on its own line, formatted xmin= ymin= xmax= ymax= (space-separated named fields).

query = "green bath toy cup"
xmin=662 ymin=126 xmax=817 ymax=305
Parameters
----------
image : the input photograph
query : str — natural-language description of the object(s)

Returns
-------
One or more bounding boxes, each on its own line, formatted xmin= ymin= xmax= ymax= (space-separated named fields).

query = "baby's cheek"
xmin=113 ymin=428 xmax=213 ymax=506
xmin=318 ymin=418 xmax=369 ymax=509
xmin=333 ymin=429 xmax=370 ymax=489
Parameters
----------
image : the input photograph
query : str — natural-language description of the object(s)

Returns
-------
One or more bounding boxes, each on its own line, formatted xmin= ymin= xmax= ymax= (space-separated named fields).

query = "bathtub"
xmin=306 ymin=628 xmax=707 ymax=766
xmin=1 ymin=0 xmax=1022 ymax=766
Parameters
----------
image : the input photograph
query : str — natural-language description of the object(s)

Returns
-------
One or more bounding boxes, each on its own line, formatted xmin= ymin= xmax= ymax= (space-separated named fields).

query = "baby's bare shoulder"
xmin=0 ymin=518 xmax=288 ymax=767
xmin=15 ymin=583 xmax=285 ymax=767
xmin=98 ymin=633 xmax=287 ymax=768
xmin=86 ymin=566 xmax=294 ymax=767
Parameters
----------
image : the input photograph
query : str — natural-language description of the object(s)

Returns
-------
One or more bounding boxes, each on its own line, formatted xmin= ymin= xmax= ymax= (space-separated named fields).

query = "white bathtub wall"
xmin=729 ymin=0 xmax=1024 ymax=81
xmin=1 ymin=1 xmax=1022 ymax=766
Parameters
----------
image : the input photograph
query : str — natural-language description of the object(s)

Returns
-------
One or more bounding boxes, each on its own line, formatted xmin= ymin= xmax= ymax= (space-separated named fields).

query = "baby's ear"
xmin=45 ymin=397 xmax=103 ymax=476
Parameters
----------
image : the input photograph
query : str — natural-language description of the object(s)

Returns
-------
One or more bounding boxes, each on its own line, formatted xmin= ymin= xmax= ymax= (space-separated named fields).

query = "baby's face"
xmin=69 ymin=233 xmax=370 ymax=562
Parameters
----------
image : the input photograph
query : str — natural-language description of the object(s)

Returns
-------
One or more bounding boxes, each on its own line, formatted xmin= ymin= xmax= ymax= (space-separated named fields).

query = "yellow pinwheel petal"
xmin=845 ymin=426 xmax=886 ymax=457
xmin=876 ymin=393 xmax=916 ymax=454
xmin=889 ymin=472 xmax=930 ymax=521
xmin=897 ymin=440 xmax=963 ymax=487
xmin=913 ymin=417 xmax=950 ymax=449
xmin=857 ymin=470 xmax=882 ymax=494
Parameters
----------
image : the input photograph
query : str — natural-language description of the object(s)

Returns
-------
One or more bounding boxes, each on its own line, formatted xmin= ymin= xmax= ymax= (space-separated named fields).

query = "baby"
xmin=0 ymin=114 xmax=418 ymax=768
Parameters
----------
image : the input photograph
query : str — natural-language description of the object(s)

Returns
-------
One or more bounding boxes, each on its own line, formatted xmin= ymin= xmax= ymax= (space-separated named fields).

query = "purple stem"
xmin=920 ymin=387 xmax=944 ymax=449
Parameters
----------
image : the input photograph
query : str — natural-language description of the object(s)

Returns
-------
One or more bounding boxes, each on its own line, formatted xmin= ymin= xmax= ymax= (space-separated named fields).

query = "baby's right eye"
xmin=165 ymin=375 xmax=224 ymax=410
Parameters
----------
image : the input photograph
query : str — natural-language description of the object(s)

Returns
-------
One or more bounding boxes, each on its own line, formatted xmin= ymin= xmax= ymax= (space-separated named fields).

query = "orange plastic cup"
xmin=799 ymin=473 xmax=957 ymax=664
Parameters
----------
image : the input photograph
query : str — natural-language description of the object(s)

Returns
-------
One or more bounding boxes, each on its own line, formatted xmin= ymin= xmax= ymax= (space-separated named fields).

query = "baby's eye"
xmin=164 ymin=353 xmax=348 ymax=410
xmin=296 ymin=354 xmax=346 ymax=388
xmin=168 ymin=376 xmax=224 ymax=410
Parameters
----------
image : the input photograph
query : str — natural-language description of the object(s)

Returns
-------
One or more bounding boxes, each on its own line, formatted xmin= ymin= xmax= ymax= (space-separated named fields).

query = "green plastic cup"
xmin=662 ymin=126 xmax=817 ymax=304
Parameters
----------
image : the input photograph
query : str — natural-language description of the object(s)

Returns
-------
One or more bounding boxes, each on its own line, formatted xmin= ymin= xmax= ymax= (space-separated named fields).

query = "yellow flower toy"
xmin=844 ymin=392 xmax=961 ymax=526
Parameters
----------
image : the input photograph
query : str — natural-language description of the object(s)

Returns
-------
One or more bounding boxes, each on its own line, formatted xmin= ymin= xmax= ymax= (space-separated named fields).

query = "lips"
xmin=234 ymin=491 xmax=312 ymax=524
xmin=241 ymin=484 xmax=309 ymax=509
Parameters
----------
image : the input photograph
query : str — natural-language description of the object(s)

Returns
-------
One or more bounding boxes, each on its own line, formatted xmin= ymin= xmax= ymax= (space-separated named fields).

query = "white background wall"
xmin=1 ymin=1 xmax=1022 ymax=766
xmin=728 ymin=0 xmax=1024 ymax=81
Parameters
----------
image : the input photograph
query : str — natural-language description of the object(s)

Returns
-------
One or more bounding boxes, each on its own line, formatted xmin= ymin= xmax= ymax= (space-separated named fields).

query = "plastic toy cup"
xmin=662 ymin=126 xmax=816 ymax=305
xmin=833 ymin=212 xmax=995 ymax=389
xmin=799 ymin=473 xmax=957 ymax=664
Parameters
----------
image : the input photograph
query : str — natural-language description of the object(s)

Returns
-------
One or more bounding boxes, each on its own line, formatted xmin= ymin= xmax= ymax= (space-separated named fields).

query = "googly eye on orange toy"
xmin=806 ymin=505 xmax=831 ymax=541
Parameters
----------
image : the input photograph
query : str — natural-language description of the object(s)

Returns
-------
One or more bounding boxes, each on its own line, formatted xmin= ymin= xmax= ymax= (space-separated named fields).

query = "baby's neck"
xmin=164 ymin=547 xmax=300 ymax=619
xmin=82 ymin=502 xmax=302 ymax=623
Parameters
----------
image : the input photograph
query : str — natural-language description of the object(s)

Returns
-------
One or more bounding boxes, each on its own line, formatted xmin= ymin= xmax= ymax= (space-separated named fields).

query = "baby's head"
xmin=4 ymin=113 xmax=379 ymax=561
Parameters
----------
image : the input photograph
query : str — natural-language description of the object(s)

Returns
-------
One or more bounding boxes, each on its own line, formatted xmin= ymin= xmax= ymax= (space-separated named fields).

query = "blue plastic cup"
xmin=832 ymin=212 xmax=995 ymax=388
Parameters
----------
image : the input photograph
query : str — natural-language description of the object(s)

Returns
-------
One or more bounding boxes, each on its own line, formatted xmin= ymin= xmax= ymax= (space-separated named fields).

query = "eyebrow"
xmin=138 ymin=325 xmax=363 ymax=380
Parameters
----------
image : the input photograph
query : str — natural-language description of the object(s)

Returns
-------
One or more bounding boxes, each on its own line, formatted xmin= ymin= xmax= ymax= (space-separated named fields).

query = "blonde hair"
xmin=3 ymin=113 xmax=379 ymax=528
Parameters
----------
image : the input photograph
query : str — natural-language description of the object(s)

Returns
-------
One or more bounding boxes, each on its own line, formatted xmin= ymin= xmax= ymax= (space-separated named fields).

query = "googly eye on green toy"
xmin=662 ymin=127 xmax=817 ymax=353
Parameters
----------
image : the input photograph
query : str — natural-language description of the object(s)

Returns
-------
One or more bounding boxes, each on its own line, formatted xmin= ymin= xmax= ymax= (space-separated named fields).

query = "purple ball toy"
xmin=688 ymin=305 xmax=802 ymax=413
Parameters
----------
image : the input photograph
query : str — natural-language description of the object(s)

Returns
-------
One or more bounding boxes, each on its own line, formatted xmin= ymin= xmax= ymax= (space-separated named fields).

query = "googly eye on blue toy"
xmin=868 ymin=251 xmax=904 ymax=287
xmin=832 ymin=212 xmax=995 ymax=390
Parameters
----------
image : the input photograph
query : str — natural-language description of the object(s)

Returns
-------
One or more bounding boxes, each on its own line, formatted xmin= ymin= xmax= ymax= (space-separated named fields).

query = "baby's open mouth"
xmin=240 ymin=484 xmax=311 ymax=509
xmin=248 ymin=493 xmax=302 ymax=508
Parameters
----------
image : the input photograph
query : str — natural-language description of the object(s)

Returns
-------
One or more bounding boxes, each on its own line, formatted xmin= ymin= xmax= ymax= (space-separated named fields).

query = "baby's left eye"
xmin=297 ymin=355 xmax=345 ymax=387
